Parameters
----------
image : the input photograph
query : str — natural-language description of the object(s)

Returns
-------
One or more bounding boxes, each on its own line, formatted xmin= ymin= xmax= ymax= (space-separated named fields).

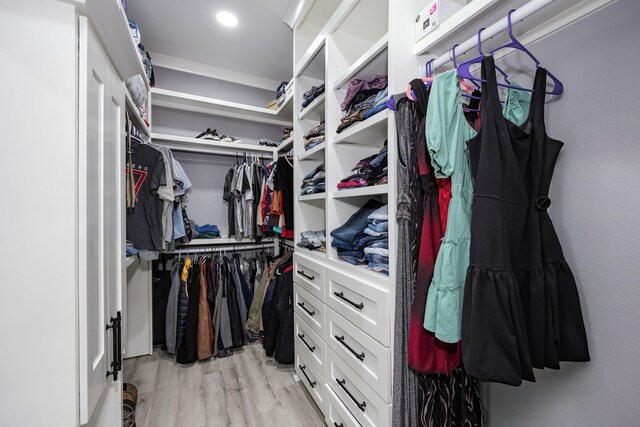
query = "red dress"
xmin=407 ymin=117 xmax=460 ymax=374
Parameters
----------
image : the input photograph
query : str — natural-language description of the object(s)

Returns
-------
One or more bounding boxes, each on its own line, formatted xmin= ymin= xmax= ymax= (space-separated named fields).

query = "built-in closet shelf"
xmin=296 ymin=247 xmax=327 ymax=261
xmin=84 ymin=0 xmax=150 ymax=83
xmin=414 ymin=0 xmax=500 ymax=55
xmin=333 ymin=34 xmax=389 ymax=90
xmin=125 ymin=255 xmax=138 ymax=269
xmin=278 ymin=136 xmax=294 ymax=153
xmin=333 ymin=112 xmax=388 ymax=145
xmin=151 ymin=133 xmax=275 ymax=156
xmin=299 ymin=193 xmax=326 ymax=202
xmin=176 ymin=237 xmax=275 ymax=247
xmin=151 ymin=88 xmax=293 ymax=127
xmin=294 ymin=36 xmax=326 ymax=79
xmin=125 ymin=88 xmax=150 ymax=136
xmin=298 ymin=93 xmax=326 ymax=121
xmin=332 ymin=184 xmax=388 ymax=199
xmin=329 ymin=259 xmax=390 ymax=284
xmin=298 ymin=142 xmax=326 ymax=161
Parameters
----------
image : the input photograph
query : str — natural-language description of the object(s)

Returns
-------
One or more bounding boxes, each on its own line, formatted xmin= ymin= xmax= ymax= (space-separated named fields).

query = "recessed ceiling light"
xmin=216 ymin=11 xmax=238 ymax=27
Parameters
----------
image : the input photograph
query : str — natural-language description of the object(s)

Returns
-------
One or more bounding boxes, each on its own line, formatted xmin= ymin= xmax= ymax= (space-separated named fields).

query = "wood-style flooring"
xmin=124 ymin=344 xmax=325 ymax=427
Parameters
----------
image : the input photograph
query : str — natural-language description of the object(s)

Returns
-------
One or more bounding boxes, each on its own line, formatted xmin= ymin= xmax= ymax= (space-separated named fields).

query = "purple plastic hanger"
xmin=457 ymin=9 xmax=564 ymax=95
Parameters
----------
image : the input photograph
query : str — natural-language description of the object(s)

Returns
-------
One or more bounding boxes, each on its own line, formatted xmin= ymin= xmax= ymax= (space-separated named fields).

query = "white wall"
xmin=0 ymin=0 xmax=79 ymax=425
xmin=486 ymin=1 xmax=640 ymax=425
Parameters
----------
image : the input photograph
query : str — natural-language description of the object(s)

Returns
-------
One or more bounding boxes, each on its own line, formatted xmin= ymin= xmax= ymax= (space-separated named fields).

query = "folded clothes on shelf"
xmin=193 ymin=224 xmax=221 ymax=239
xmin=300 ymin=163 xmax=325 ymax=195
xmin=301 ymin=83 xmax=325 ymax=109
xmin=304 ymin=121 xmax=325 ymax=139
xmin=336 ymin=78 xmax=388 ymax=133
xmin=337 ymin=145 xmax=388 ymax=189
xmin=296 ymin=229 xmax=326 ymax=252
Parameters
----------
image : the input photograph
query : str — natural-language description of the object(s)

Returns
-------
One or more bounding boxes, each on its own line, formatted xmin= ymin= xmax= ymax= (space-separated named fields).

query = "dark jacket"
xmin=264 ymin=265 xmax=294 ymax=364
xmin=177 ymin=262 xmax=200 ymax=364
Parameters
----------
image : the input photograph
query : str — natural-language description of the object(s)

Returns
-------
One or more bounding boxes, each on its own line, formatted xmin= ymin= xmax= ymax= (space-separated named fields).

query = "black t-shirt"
xmin=126 ymin=143 xmax=166 ymax=251
xmin=274 ymin=157 xmax=294 ymax=231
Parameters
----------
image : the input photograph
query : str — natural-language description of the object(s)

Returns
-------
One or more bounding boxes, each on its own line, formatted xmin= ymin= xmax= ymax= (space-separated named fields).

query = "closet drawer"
xmin=325 ymin=383 xmax=362 ymax=427
xmin=327 ymin=348 xmax=390 ymax=427
xmin=325 ymin=268 xmax=391 ymax=346
xmin=294 ymin=253 xmax=325 ymax=301
xmin=296 ymin=350 xmax=327 ymax=415
xmin=294 ymin=284 xmax=326 ymax=340
xmin=326 ymin=308 xmax=390 ymax=402
xmin=295 ymin=313 xmax=326 ymax=379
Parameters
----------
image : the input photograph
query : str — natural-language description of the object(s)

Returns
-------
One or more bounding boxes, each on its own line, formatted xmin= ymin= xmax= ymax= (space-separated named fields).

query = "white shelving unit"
xmin=151 ymin=133 xmax=275 ymax=156
xmin=124 ymin=87 xmax=151 ymax=136
xmin=333 ymin=111 xmax=388 ymax=145
xmin=151 ymin=88 xmax=293 ymax=127
xmin=298 ymin=92 xmax=326 ymax=121
xmin=332 ymin=184 xmax=388 ymax=198
xmin=278 ymin=136 xmax=295 ymax=153
xmin=298 ymin=142 xmax=326 ymax=161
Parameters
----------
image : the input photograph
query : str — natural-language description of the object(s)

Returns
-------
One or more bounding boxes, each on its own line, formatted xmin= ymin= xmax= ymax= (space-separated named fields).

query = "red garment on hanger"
xmin=407 ymin=116 xmax=460 ymax=374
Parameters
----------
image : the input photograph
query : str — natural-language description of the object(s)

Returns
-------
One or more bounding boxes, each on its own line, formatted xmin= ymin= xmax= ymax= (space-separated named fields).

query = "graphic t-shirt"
xmin=126 ymin=144 xmax=166 ymax=251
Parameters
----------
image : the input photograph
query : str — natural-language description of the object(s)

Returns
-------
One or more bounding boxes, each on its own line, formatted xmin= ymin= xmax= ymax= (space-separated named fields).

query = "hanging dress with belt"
xmin=462 ymin=56 xmax=590 ymax=386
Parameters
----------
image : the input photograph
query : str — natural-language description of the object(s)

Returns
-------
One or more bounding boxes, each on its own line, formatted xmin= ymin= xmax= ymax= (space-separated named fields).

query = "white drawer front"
xmin=294 ymin=284 xmax=326 ymax=340
xmin=325 ymin=268 xmax=390 ymax=346
xmin=327 ymin=308 xmax=390 ymax=402
xmin=296 ymin=350 xmax=326 ymax=415
xmin=294 ymin=253 xmax=325 ymax=301
xmin=325 ymin=383 xmax=362 ymax=427
xmin=295 ymin=313 xmax=326 ymax=379
xmin=327 ymin=349 xmax=390 ymax=427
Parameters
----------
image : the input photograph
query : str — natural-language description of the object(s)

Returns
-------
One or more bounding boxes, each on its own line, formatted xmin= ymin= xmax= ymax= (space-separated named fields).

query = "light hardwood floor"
xmin=124 ymin=344 xmax=325 ymax=427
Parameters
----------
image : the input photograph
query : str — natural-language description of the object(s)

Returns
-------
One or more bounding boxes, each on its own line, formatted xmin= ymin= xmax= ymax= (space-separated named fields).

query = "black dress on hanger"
xmin=462 ymin=56 xmax=590 ymax=386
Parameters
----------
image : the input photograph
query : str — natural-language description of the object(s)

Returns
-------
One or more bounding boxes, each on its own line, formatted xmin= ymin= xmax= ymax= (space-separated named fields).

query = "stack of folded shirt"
xmin=337 ymin=145 xmax=388 ymax=189
xmin=193 ymin=224 xmax=221 ymax=239
xmin=301 ymin=84 xmax=325 ymax=109
xmin=330 ymin=199 xmax=386 ymax=273
xmin=297 ymin=229 xmax=326 ymax=252
xmin=337 ymin=75 xmax=388 ymax=134
xmin=304 ymin=121 xmax=325 ymax=151
xmin=300 ymin=162 xmax=325 ymax=195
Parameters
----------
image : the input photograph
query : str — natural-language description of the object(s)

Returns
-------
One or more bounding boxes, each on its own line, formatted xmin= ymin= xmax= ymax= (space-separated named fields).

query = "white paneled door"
xmin=78 ymin=16 xmax=125 ymax=425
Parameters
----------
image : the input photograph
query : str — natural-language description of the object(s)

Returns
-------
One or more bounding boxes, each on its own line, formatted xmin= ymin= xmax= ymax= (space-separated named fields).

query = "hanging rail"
xmin=428 ymin=0 xmax=556 ymax=72
xmin=163 ymin=241 xmax=275 ymax=255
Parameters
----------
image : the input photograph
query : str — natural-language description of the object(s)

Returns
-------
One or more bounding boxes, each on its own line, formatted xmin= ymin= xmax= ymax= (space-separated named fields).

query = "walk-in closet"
xmin=3 ymin=0 xmax=640 ymax=426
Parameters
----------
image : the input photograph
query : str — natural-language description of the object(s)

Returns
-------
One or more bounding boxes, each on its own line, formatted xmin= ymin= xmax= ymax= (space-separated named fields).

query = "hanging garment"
xmin=175 ymin=261 xmax=189 ymax=357
xmin=177 ymin=260 xmax=200 ymax=364
xmin=165 ymin=261 xmax=183 ymax=354
xmin=196 ymin=258 xmax=214 ymax=360
xmin=462 ymin=56 xmax=590 ymax=386
xmin=264 ymin=264 xmax=294 ymax=364
xmin=223 ymin=168 xmax=236 ymax=238
xmin=223 ymin=257 xmax=245 ymax=348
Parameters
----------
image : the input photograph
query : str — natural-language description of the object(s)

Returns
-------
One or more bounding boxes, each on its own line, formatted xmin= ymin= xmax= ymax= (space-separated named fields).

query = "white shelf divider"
xmin=278 ymin=136 xmax=295 ymax=153
xmin=298 ymin=142 xmax=326 ymax=161
xmin=333 ymin=33 xmax=389 ymax=90
xmin=151 ymin=133 xmax=276 ymax=156
xmin=299 ymin=193 xmax=327 ymax=202
xmin=333 ymin=111 xmax=388 ymax=145
xmin=298 ymin=92 xmax=326 ymax=121
xmin=332 ymin=184 xmax=388 ymax=199
xmin=151 ymin=88 xmax=293 ymax=126
xmin=125 ymin=255 xmax=138 ymax=269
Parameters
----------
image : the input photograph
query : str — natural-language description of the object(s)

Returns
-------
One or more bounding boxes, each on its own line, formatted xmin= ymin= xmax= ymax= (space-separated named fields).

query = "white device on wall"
xmin=415 ymin=0 xmax=468 ymax=43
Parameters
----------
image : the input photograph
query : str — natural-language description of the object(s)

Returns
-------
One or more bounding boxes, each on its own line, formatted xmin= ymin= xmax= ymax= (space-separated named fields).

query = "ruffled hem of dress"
xmin=424 ymin=279 xmax=466 ymax=344
xmin=462 ymin=259 xmax=590 ymax=386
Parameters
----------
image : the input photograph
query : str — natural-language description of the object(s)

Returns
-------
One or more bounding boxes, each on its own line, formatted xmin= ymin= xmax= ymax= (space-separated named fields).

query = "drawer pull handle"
xmin=336 ymin=378 xmax=366 ymax=412
xmin=298 ymin=270 xmax=315 ymax=280
xmin=299 ymin=364 xmax=316 ymax=388
xmin=297 ymin=333 xmax=316 ymax=352
xmin=333 ymin=291 xmax=364 ymax=310
xmin=335 ymin=335 xmax=365 ymax=361
xmin=334 ymin=423 xmax=344 ymax=427
xmin=297 ymin=301 xmax=315 ymax=317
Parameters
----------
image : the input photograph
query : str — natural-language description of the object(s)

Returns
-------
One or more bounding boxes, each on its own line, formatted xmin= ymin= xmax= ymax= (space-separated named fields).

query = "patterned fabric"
xmin=123 ymin=383 xmax=138 ymax=427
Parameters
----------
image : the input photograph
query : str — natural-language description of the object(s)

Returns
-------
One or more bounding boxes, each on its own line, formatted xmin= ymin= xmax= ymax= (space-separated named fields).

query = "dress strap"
xmin=528 ymin=66 xmax=548 ymax=129
xmin=480 ymin=55 xmax=504 ymax=113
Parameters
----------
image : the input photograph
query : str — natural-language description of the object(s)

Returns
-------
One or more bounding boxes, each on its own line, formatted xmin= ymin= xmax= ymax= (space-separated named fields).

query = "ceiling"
xmin=126 ymin=0 xmax=294 ymax=83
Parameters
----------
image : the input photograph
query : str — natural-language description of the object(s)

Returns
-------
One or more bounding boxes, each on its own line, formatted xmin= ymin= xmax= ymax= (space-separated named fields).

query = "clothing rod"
xmin=429 ymin=0 xmax=556 ymax=72
xmin=153 ymin=142 xmax=276 ymax=158
xmin=163 ymin=242 xmax=275 ymax=255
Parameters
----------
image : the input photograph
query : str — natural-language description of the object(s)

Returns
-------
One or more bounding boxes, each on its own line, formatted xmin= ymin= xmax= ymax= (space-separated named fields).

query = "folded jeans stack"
xmin=301 ymin=84 xmax=325 ymax=109
xmin=330 ymin=200 xmax=388 ymax=275
xmin=337 ymin=75 xmax=388 ymax=133
xmin=337 ymin=145 xmax=388 ymax=189
xmin=300 ymin=162 xmax=325 ymax=195
xmin=296 ymin=229 xmax=326 ymax=252
xmin=303 ymin=121 xmax=325 ymax=151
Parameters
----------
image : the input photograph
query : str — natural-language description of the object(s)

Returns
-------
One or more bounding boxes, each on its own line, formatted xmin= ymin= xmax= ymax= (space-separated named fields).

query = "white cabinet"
xmin=78 ymin=15 xmax=125 ymax=425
